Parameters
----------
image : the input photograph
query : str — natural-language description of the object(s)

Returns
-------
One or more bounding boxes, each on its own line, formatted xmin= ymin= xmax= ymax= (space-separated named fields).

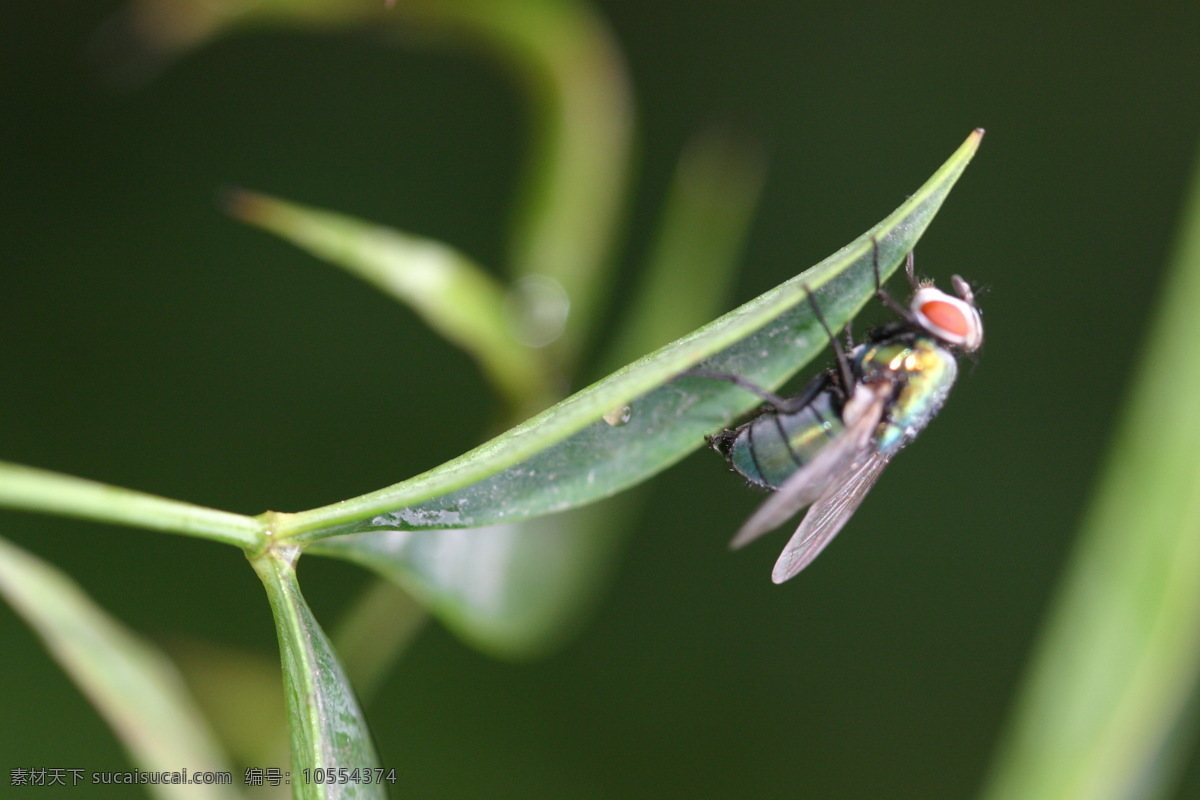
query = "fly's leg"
xmin=685 ymin=368 xmax=836 ymax=415
xmin=870 ymin=235 xmax=917 ymax=323
xmin=685 ymin=368 xmax=791 ymax=411
xmin=802 ymin=283 xmax=856 ymax=394
xmin=688 ymin=277 xmax=854 ymax=411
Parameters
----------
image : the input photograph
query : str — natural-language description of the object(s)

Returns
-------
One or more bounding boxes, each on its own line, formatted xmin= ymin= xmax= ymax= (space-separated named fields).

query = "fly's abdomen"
xmin=720 ymin=392 xmax=845 ymax=490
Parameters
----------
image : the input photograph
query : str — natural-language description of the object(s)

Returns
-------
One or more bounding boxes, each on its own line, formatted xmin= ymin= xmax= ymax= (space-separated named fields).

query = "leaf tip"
xmin=219 ymin=186 xmax=271 ymax=225
xmin=945 ymin=127 xmax=986 ymax=171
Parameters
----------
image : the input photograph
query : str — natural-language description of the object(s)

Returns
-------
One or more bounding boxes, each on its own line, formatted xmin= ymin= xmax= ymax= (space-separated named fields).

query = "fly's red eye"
xmin=919 ymin=299 xmax=970 ymax=339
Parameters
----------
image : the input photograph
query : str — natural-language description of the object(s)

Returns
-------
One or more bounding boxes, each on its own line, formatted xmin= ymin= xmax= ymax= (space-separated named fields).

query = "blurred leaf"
xmin=116 ymin=0 xmax=632 ymax=366
xmin=601 ymin=127 xmax=767 ymax=372
xmin=311 ymin=129 xmax=765 ymax=658
xmin=407 ymin=0 xmax=635 ymax=362
xmin=108 ymin=0 xmax=386 ymax=69
xmin=226 ymin=189 xmax=551 ymax=411
xmin=978 ymin=141 xmax=1200 ymax=800
xmin=168 ymin=639 xmax=288 ymax=769
xmin=310 ymin=500 xmax=632 ymax=659
xmin=275 ymin=129 xmax=985 ymax=544
xmin=251 ymin=548 xmax=384 ymax=800
xmin=0 ymin=461 xmax=264 ymax=549
xmin=0 ymin=535 xmax=241 ymax=800
xmin=330 ymin=580 xmax=427 ymax=699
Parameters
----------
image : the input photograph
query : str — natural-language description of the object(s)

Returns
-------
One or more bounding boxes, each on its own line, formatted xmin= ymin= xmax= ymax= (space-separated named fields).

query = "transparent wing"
xmin=729 ymin=382 xmax=889 ymax=550
xmin=770 ymin=449 xmax=894 ymax=583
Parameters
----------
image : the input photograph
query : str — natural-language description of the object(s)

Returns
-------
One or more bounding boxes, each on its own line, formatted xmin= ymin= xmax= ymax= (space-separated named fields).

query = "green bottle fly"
xmin=711 ymin=249 xmax=983 ymax=582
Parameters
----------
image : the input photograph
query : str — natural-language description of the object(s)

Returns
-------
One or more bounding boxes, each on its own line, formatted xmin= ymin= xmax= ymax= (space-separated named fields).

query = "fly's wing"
xmin=770 ymin=449 xmax=893 ymax=583
xmin=729 ymin=382 xmax=889 ymax=551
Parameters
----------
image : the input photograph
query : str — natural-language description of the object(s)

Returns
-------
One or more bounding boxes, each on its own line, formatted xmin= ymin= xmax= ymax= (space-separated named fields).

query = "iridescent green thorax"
xmin=855 ymin=336 xmax=958 ymax=453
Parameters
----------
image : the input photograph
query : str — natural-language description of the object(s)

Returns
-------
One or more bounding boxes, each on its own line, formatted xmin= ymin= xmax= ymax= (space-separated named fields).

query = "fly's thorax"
xmin=856 ymin=337 xmax=952 ymax=380
xmin=722 ymin=390 xmax=846 ymax=490
xmin=857 ymin=336 xmax=959 ymax=452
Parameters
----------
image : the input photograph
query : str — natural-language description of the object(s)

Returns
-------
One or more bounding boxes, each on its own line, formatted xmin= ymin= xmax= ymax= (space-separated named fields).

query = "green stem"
xmin=403 ymin=0 xmax=634 ymax=368
xmin=0 ymin=461 xmax=265 ymax=550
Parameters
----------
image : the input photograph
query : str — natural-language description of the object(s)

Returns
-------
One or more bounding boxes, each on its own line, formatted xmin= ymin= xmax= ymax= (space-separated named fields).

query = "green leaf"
xmin=251 ymin=549 xmax=384 ymax=800
xmin=310 ymin=501 xmax=632 ymax=659
xmin=167 ymin=639 xmax=289 ymax=770
xmin=225 ymin=189 xmax=552 ymax=410
xmin=108 ymin=0 xmax=390 ymax=67
xmin=306 ymin=130 xmax=765 ymax=658
xmin=118 ymin=0 xmax=633 ymax=368
xmin=435 ymin=0 xmax=634 ymax=363
xmin=276 ymin=129 xmax=984 ymax=544
xmin=330 ymin=580 xmax=427 ymax=700
xmin=978 ymin=137 xmax=1200 ymax=800
xmin=0 ymin=535 xmax=241 ymax=800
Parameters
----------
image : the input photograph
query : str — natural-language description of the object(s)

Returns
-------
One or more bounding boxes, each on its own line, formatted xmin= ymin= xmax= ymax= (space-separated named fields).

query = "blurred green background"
xmin=2 ymin=2 xmax=1199 ymax=798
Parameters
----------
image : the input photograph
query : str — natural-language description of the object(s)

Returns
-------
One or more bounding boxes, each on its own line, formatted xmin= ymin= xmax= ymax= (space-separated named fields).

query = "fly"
xmin=704 ymin=239 xmax=983 ymax=582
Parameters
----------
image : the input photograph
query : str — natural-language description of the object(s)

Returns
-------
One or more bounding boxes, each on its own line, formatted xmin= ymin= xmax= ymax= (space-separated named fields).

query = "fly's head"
xmin=910 ymin=275 xmax=983 ymax=352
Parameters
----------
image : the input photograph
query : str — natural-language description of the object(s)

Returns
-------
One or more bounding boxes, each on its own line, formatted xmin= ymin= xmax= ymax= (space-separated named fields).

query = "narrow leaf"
xmin=251 ymin=549 xmax=385 ymax=800
xmin=0 ymin=535 xmax=241 ymax=800
xmin=116 ymin=0 xmax=632 ymax=366
xmin=310 ymin=130 xmax=764 ymax=657
xmin=277 ymin=129 xmax=985 ymax=543
xmin=309 ymin=501 xmax=632 ymax=659
xmin=432 ymin=0 xmax=635 ymax=362
xmin=978 ymin=137 xmax=1200 ymax=800
xmin=226 ymin=189 xmax=551 ymax=410
xmin=330 ymin=580 xmax=427 ymax=700
xmin=168 ymin=639 xmax=289 ymax=769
